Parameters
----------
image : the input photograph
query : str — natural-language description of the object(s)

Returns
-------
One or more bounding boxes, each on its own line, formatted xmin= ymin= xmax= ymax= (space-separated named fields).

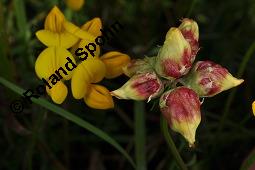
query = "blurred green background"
xmin=0 ymin=0 xmax=255 ymax=169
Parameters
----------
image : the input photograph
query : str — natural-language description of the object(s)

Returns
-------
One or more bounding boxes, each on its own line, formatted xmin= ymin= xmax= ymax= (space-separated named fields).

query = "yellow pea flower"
xmin=35 ymin=47 xmax=77 ymax=104
xmin=71 ymin=58 xmax=106 ymax=99
xmin=71 ymin=50 xmax=130 ymax=109
xmin=84 ymin=84 xmax=114 ymax=109
xmin=71 ymin=57 xmax=115 ymax=109
xmin=35 ymin=6 xmax=83 ymax=104
xmin=65 ymin=0 xmax=85 ymax=11
xmin=252 ymin=101 xmax=255 ymax=116
xmin=100 ymin=51 xmax=131 ymax=79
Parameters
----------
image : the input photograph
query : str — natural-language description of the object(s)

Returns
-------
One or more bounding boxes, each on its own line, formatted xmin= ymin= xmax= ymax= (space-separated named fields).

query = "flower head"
xmin=111 ymin=72 xmax=164 ymax=101
xmin=155 ymin=28 xmax=192 ymax=80
xmin=159 ymin=87 xmax=201 ymax=146
xmin=183 ymin=60 xmax=244 ymax=97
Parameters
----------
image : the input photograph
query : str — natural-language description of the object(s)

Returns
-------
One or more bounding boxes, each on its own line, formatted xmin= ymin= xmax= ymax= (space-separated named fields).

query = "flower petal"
xmin=81 ymin=17 xmax=102 ymax=37
xmin=71 ymin=59 xmax=106 ymax=99
xmin=77 ymin=38 xmax=100 ymax=60
xmin=44 ymin=6 xmax=65 ymax=33
xmin=36 ymin=30 xmax=78 ymax=48
xmin=100 ymin=51 xmax=130 ymax=79
xmin=64 ymin=21 xmax=95 ymax=41
xmin=35 ymin=47 xmax=76 ymax=80
xmin=71 ymin=65 xmax=90 ymax=99
xmin=84 ymin=84 xmax=114 ymax=109
xmin=46 ymin=81 xmax=68 ymax=104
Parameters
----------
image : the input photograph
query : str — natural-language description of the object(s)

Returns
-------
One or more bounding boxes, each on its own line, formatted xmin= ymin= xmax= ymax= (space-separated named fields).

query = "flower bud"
xmin=123 ymin=57 xmax=155 ymax=77
xmin=183 ymin=61 xmax=244 ymax=97
xmin=179 ymin=18 xmax=199 ymax=61
xmin=84 ymin=84 xmax=114 ymax=109
xmin=155 ymin=28 xmax=192 ymax=81
xmin=100 ymin=51 xmax=131 ymax=79
xmin=159 ymin=87 xmax=201 ymax=146
xmin=111 ymin=72 xmax=164 ymax=101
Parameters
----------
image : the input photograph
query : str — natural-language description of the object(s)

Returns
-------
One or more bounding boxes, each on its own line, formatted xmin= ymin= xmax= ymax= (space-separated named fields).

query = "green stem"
xmin=160 ymin=115 xmax=188 ymax=170
xmin=134 ymin=101 xmax=147 ymax=170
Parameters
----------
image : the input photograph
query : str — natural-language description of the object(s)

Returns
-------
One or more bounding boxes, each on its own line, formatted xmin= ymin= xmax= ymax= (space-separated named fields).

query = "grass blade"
xmin=0 ymin=77 xmax=136 ymax=168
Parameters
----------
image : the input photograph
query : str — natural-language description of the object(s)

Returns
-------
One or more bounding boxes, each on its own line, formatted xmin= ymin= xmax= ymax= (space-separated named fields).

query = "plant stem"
xmin=160 ymin=115 xmax=188 ymax=170
xmin=134 ymin=101 xmax=147 ymax=170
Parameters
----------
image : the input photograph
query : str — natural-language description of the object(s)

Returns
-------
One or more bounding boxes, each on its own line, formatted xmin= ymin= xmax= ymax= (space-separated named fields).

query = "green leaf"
xmin=0 ymin=77 xmax=135 ymax=168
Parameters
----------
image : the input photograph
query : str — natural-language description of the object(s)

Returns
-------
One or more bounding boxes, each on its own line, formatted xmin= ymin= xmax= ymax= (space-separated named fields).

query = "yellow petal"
xmin=36 ymin=30 xmax=78 ymax=48
xmin=71 ymin=59 xmax=106 ymax=99
xmin=84 ymin=84 xmax=114 ymax=109
xmin=77 ymin=39 xmax=100 ymax=60
xmin=35 ymin=47 xmax=76 ymax=80
xmin=82 ymin=59 xmax=106 ymax=83
xmin=81 ymin=17 xmax=102 ymax=37
xmin=44 ymin=6 xmax=65 ymax=33
xmin=71 ymin=64 xmax=90 ymax=99
xmin=46 ymin=81 xmax=68 ymax=104
xmin=64 ymin=21 xmax=95 ymax=41
xmin=252 ymin=101 xmax=255 ymax=116
xmin=100 ymin=51 xmax=130 ymax=79
xmin=222 ymin=74 xmax=244 ymax=92
xmin=65 ymin=0 xmax=84 ymax=11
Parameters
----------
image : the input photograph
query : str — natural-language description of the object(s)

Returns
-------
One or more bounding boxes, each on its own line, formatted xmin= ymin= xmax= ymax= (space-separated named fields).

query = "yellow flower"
xmin=35 ymin=47 xmax=77 ymax=104
xmin=71 ymin=57 xmax=114 ymax=109
xmin=71 ymin=50 xmax=130 ymax=109
xmin=84 ymin=84 xmax=114 ymax=109
xmin=35 ymin=6 xmax=83 ymax=104
xmin=71 ymin=58 xmax=106 ymax=99
xmin=65 ymin=0 xmax=85 ymax=11
xmin=252 ymin=101 xmax=255 ymax=116
xmin=100 ymin=51 xmax=131 ymax=79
